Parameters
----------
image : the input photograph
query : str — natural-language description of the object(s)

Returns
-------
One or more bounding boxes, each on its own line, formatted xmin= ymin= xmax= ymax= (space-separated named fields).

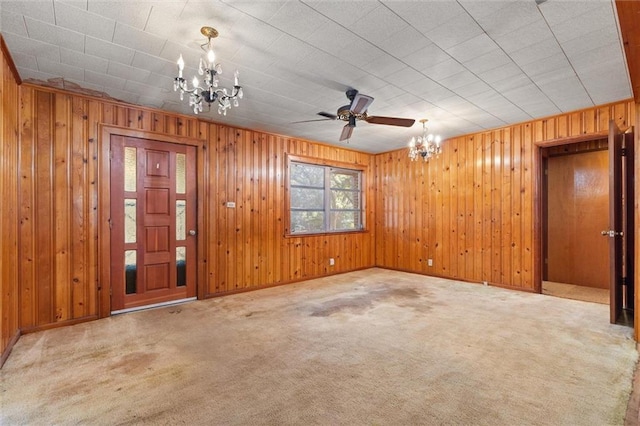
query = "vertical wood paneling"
xmin=205 ymin=124 xmax=375 ymax=295
xmin=54 ymin=94 xmax=72 ymax=322
xmin=0 ymin=41 xmax=20 ymax=363
xmin=7 ymin=81 xmax=636 ymax=341
xmin=374 ymin=100 xmax=635 ymax=291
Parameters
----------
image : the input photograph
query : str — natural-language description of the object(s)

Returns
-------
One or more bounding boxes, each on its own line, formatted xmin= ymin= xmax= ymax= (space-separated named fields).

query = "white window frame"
xmin=287 ymin=156 xmax=365 ymax=236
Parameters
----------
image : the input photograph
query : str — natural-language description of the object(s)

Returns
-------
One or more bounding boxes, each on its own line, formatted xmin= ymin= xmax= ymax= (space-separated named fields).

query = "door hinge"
xmin=621 ymin=277 xmax=627 ymax=286
xmin=108 ymin=218 xmax=113 ymax=230
xmin=621 ymin=148 xmax=627 ymax=156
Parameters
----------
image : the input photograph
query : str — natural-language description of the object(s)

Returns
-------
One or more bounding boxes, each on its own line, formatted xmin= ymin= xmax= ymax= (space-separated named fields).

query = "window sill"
xmin=285 ymin=229 xmax=368 ymax=238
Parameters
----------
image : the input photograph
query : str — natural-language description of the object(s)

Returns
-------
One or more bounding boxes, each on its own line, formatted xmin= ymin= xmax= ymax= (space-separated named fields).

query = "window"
xmin=289 ymin=160 xmax=364 ymax=235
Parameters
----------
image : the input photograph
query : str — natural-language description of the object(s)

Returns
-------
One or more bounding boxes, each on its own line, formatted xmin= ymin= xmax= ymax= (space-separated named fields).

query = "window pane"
xmin=291 ymin=163 xmax=324 ymax=187
xmin=124 ymin=199 xmax=136 ymax=243
xmin=176 ymin=246 xmax=186 ymax=287
xmin=331 ymin=190 xmax=358 ymax=210
xmin=176 ymin=200 xmax=186 ymax=240
xmin=125 ymin=250 xmax=137 ymax=294
xmin=176 ymin=153 xmax=186 ymax=194
xmin=331 ymin=170 xmax=359 ymax=190
xmin=330 ymin=211 xmax=360 ymax=231
xmin=291 ymin=211 xmax=325 ymax=233
xmin=124 ymin=147 xmax=136 ymax=192
xmin=291 ymin=187 xmax=324 ymax=210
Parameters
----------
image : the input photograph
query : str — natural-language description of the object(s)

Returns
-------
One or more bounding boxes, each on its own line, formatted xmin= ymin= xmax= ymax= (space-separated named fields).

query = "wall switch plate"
xmin=226 ymin=202 xmax=236 ymax=208
xmin=427 ymin=259 xmax=433 ymax=267
xmin=329 ymin=258 xmax=335 ymax=266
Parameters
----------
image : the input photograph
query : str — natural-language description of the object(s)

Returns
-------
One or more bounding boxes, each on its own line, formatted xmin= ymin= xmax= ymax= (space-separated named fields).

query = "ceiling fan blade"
xmin=291 ymin=118 xmax=334 ymax=124
xmin=350 ymin=93 xmax=374 ymax=114
xmin=318 ymin=111 xmax=338 ymax=120
xmin=366 ymin=116 xmax=416 ymax=127
xmin=339 ymin=124 xmax=354 ymax=141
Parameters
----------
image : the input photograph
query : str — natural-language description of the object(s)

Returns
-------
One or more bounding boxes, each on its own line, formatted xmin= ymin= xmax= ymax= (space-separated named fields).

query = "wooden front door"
xmin=607 ymin=121 xmax=634 ymax=324
xmin=110 ymin=135 xmax=197 ymax=312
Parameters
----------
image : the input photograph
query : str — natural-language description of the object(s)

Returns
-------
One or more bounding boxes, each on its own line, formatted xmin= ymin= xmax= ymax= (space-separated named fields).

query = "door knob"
xmin=601 ymin=230 xmax=623 ymax=237
xmin=189 ymin=229 xmax=197 ymax=236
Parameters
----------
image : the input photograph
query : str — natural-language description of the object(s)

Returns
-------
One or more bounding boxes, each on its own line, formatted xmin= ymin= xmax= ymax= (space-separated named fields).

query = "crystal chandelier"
xmin=408 ymin=119 xmax=442 ymax=161
xmin=174 ymin=26 xmax=243 ymax=115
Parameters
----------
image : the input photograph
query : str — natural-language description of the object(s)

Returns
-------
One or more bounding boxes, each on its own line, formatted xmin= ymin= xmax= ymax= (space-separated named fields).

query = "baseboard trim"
xmin=203 ymin=266 xmax=372 ymax=299
xmin=375 ymin=266 xmax=537 ymax=293
xmin=1 ymin=329 xmax=21 ymax=369
xmin=20 ymin=315 xmax=99 ymax=335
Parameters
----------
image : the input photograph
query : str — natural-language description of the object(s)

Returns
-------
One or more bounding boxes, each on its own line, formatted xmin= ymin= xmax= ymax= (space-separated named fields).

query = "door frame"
xmin=533 ymin=129 xmax=633 ymax=316
xmin=534 ymin=131 xmax=609 ymax=295
xmin=98 ymin=125 xmax=207 ymax=318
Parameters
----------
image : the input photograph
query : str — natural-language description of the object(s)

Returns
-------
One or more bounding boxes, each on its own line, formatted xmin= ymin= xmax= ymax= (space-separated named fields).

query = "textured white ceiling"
xmin=0 ymin=0 xmax=632 ymax=153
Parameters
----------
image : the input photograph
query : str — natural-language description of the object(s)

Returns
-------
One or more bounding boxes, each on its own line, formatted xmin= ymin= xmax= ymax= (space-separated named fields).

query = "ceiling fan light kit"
xmin=174 ymin=26 xmax=243 ymax=115
xmin=299 ymin=88 xmax=415 ymax=141
xmin=408 ymin=119 xmax=442 ymax=162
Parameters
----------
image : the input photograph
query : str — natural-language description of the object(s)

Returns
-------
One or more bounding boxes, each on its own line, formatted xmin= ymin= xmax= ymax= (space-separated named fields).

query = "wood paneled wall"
xmin=0 ymin=38 xmax=20 ymax=363
xmin=206 ymin=125 xmax=375 ymax=295
xmin=374 ymin=101 xmax=635 ymax=291
xmin=16 ymin=84 xmax=375 ymax=331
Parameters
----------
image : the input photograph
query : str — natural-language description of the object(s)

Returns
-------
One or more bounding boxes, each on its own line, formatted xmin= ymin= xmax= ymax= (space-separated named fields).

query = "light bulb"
xmin=234 ymin=70 xmax=239 ymax=86
xmin=192 ymin=76 xmax=199 ymax=88
xmin=435 ymin=135 xmax=442 ymax=145
xmin=177 ymin=55 xmax=184 ymax=77
xmin=409 ymin=137 xmax=416 ymax=148
xmin=207 ymin=49 xmax=215 ymax=64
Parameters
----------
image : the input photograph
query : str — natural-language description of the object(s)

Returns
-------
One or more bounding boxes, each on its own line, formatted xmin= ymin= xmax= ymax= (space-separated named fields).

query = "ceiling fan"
xmin=297 ymin=89 xmax=416 ymax=141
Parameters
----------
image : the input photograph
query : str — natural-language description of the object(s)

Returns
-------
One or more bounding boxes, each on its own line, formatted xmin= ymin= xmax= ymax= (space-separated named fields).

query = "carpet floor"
xmin=543 ymin=280 xmax=609 ymax=305
xmin=1 ymin=268 xmax=637 ymax=425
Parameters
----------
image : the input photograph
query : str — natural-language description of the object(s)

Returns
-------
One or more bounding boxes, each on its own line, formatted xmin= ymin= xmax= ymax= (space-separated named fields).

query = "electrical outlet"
xmin=483 ymin=281 xmax=488 ymax=286
xmin=427 ymin=259 xmax=433 ymax=267
xmin=329 ymin=258 xmax=335 ymax=266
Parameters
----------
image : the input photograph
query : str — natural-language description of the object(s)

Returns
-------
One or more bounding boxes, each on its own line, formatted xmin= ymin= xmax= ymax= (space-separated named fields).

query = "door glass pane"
xmin=176 ymin=200 xmax=186 ymax=240
xmin=176 ymin=153 xmax=186 ymax=194
xmin=124 ymin=147 xmax=137 ymax=192
xmin=124 ymin=199 xmax=136 ymax=243
xmin=125 ymin=250 xmax=137 ymax=294
xmin=176 ymin=246 xmax=186 ymax=287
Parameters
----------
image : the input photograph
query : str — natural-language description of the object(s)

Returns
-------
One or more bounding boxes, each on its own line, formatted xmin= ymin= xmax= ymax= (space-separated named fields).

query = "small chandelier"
xmin=174 ymin=26 xmax=243 ymax=115
xmin=408 ymin=119 xmax=442 ymax=161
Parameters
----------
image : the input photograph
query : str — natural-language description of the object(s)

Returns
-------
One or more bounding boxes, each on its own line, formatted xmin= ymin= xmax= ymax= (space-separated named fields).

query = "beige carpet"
xmin=543 ymin=280 xmax=610 ymax=305
xmin=1 ymin=268 xmax=637 ymax=425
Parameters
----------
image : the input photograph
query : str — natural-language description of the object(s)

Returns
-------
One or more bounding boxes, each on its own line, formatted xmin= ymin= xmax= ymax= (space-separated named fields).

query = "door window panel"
xmin=125 ymin=250 xmax=137 ymax=294
xmin=124 ymin=147 xmax=137 ymax=192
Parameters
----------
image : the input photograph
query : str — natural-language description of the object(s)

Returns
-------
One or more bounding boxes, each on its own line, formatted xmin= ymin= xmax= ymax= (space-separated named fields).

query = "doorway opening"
xmin=538 ymin=125 xmax=634 ymax=326
xmin=541 ymin=139 xmax=609 ymax=304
